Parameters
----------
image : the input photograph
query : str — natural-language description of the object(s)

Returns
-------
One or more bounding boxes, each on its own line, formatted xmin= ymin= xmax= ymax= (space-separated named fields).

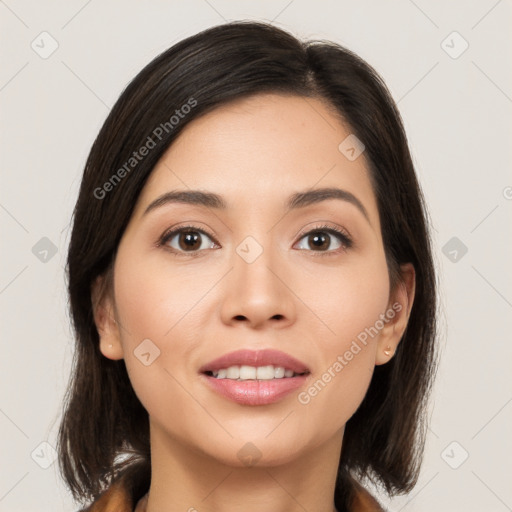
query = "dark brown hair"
xmin=58 ymin=20 xmax=438 ymax=511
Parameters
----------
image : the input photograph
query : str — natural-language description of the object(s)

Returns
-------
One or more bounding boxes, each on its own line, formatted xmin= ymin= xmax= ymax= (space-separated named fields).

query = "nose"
xmin=219 ymin=242 xmax=296 ymax=330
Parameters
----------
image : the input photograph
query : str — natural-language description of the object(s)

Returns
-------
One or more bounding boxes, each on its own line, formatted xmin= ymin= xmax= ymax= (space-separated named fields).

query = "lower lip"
xmin=201 ymin=373 xmax=308 ymax=406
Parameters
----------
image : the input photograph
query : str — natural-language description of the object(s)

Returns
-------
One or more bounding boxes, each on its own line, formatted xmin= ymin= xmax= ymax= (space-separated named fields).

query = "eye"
xmin=294 ymin=224 xmax=353 ymax=255
xmin=157 ymin=222 xmax=353 ymax=257
xmin=159 ymin=224 xmax=218 ymax=256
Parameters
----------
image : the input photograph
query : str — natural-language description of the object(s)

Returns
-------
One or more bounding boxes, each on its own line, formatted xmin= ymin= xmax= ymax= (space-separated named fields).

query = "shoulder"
xmin=349 ymin=478 xmax=386 ymax=512
xmin=76 ymin=463 xmax=147 ymax=512
xmin=77 ymin=478 xmax=132 ymax=512
xmin=76 ymin=460 xmax=151 ymax=512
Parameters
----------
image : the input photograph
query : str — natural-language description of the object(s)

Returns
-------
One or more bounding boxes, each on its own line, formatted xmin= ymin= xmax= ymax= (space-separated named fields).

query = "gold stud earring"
xmin=383 ymin=345 xmax=393 ymax=357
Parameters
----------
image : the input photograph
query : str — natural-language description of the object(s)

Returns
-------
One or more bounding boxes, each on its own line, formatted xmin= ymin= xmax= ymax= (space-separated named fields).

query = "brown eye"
xmin=296 ymin=230 xmax=343 ymax=252
xmin=294 ymin=225 xmax=353 ymax=254
xmin=161 ymin=227 xmax=218 ymax=254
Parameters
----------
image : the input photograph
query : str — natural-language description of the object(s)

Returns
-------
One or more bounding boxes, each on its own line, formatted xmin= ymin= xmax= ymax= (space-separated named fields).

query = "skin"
xmin=92 ymin=93 xmax=415 ymax=512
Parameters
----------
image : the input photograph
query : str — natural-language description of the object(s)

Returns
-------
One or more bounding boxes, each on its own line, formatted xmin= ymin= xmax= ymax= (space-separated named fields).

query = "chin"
xmin=199 ymin=433 xmax=311 ymax=469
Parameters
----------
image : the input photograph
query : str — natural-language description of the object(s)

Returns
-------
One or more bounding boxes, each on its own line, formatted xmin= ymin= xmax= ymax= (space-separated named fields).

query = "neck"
xmin=144 ymin=420 xmax=343 ymax=512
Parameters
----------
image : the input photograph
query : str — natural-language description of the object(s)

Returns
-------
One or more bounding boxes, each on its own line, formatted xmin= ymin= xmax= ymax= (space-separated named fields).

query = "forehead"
xmin=133 ymin=93 xmax=379 ymax=227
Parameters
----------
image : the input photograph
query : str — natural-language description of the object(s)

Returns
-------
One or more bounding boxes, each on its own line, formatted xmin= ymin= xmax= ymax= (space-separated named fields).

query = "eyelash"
xmin=157 ymin=223 xmax=353 ymax=258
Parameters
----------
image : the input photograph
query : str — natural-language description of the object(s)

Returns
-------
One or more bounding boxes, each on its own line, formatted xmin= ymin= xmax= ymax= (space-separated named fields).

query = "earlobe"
xmin=375 ymin=263 xmax=416 ymax=366
xmin=382 ymin=345 xmax=393 ymax=357
xmin=91 ymin=274 xmax=124 ymax=360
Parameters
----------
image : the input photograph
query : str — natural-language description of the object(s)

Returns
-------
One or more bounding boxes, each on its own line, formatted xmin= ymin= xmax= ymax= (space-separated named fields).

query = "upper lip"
xmin=199 ymin=349 xmax=310 ymax=374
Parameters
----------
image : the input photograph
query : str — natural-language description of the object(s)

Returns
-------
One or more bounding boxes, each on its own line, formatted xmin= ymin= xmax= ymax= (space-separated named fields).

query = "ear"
xmin=91 ymin=273 xmax=124 ymax=360
xmin=375 ymin=263 xmax=416 ymax=365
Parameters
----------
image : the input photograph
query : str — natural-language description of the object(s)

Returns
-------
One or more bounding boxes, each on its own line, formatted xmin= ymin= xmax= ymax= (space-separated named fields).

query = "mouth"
xmin=199 ymin=349 xmax=310 ymax=405
xmin=199 ymin=348 xmax=310 ymax=377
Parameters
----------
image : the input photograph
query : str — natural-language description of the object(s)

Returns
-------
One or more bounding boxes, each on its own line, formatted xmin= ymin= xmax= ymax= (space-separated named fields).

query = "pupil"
xmin=180 ymin=231 xmax=200 ymax=250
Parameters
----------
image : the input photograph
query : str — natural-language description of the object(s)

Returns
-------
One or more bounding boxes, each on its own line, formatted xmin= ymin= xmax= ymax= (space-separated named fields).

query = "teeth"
xmin=274 ymin=366 xmax=285 ymax=378
xmin=240 ymin=365 xmax=256 ymax=379
xmin=226 ymin=366 xmax=239 ymax=379
xmin=256 ymin=365 xmax=274 ymax=379
xmin=211 ymin=365 xmax=302 ymax=380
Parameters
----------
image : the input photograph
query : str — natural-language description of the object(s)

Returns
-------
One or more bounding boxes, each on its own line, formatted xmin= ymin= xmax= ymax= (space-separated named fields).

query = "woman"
xmin=57 ymin=20 xmax=438 ymax=512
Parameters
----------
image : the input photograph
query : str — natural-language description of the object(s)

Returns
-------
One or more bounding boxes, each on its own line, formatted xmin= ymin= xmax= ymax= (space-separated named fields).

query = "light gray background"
xmin=1 ymin=1 xmax=511 ymax=511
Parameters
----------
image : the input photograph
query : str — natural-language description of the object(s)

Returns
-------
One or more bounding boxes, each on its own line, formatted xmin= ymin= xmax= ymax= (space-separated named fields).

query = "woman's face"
xmin=96 ymin=93 xmax=410 ymax=467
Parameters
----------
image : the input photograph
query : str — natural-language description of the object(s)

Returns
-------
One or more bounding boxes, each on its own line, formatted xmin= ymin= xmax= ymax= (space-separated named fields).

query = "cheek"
xmin=113 ymin=247 xmax=217 ymax=343
xmin=294 ymin=353 xmax=374 ymax=450
xmin=292 ymin=254 xmax=390 ymax=427
xmin=111 ymin=249 xmax=215 ymax=427
xmin=295 ymin=250 xmax=391 ymax=347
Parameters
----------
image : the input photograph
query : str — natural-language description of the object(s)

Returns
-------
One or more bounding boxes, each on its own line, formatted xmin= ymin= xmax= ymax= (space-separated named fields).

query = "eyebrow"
xmin=143 ymin=187 xmax=370 ymax=223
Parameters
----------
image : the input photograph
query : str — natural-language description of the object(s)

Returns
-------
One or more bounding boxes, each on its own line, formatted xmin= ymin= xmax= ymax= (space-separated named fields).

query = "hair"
xmin=58 ymin=20 xmax=438 ymax=511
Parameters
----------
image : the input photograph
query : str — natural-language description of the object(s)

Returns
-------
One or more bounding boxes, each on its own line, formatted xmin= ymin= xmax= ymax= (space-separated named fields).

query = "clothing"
xmin=79 ymin=475 xmax=386 ymax=512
